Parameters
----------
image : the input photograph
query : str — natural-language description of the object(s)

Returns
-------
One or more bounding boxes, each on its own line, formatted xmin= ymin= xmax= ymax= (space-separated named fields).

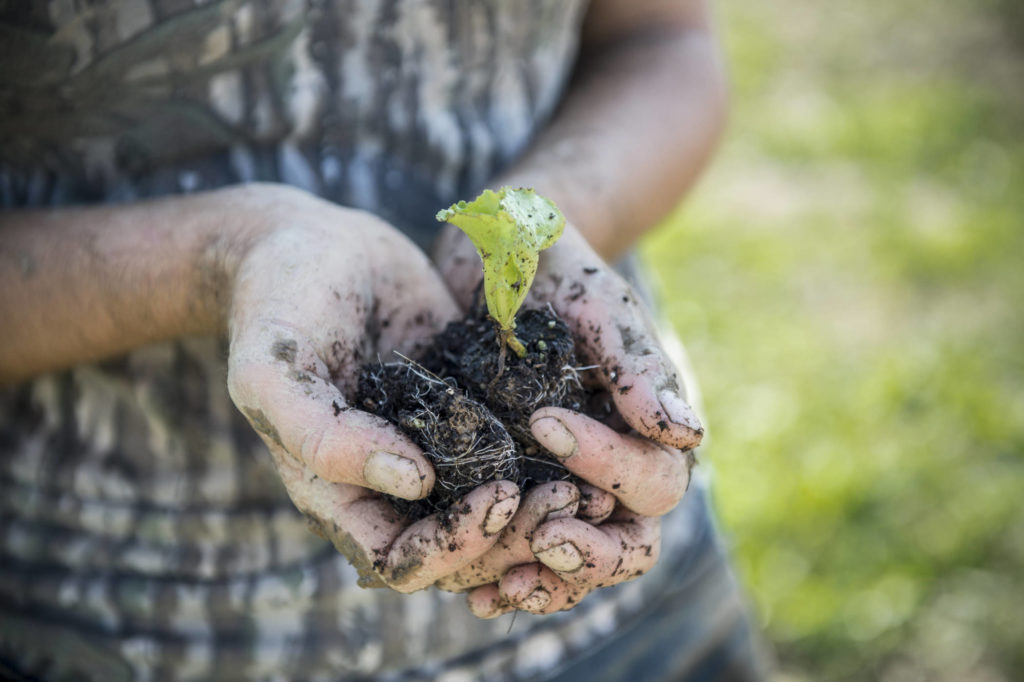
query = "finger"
xmin=573 ymin=280 xmax=702 ymax=449
xmin=530 ymin=407 xmax=693 ymax=516
xmin=577 ymin=483 xmax=616 ymax=524
xmin=468 ymin=574 xmax=592 ymax=618
xmin=466 ymin=584 xmax=516 ymax=619
xmin=269 ymin=448 xmax=403 ymax=589
xmin=535 ymin=236 xmax=703 ymax=450
xmin=381 ymin=481 xmax=520 ymax=593
xmin=436 ymin=480 xmax=580 ymax=592
xmin=272 ymin=453 xmax=518 ymax=591
xmin=432 ymin=222 xmax=482 ymax=312
xmin=229 ymin=327 xmax=434 ymax=500
xmin=530 ymin=513 xmax=661 ymax=589
xmin=498 ymin=564 xmax=571 ymax=615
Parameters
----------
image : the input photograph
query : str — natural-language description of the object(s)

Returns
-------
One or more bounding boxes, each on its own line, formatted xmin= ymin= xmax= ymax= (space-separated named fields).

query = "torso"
xmin=0 ymin=2 xmax=706 ymax=679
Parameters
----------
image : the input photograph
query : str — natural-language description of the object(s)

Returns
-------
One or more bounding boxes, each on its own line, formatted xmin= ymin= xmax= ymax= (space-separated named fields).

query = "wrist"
xmin=0 ymin=182 xmax=316 ymax=383
xmin=187 ymin=182 xmax=351 ymax=336
xmin=186 ymin=183 xmax=305 ymax=335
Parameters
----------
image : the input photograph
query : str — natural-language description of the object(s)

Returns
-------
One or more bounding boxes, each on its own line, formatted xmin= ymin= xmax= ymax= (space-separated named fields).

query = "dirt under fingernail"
xmin=658 ymin=389 xmax=703 ymax=433
xmin=530 ymin=417 xmax=577 ymax=459
xmin=363 ymin=451 xmax=424 ymax=499
xmin=534 ymin=541 xmax=584 ymax=572
xmin=518 ymin=587 xmax=551 ymax=612
xmin=484 ymin=496 xmax=519 ymax=534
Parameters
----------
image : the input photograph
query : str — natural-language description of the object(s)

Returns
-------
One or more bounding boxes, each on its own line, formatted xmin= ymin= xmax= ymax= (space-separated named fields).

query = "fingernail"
xmin=519 ymin=587 xmax=551 ymax=612
xmin=544 ymin=501 xmax=578 ymax=524
xmin=530 ymin=417 xmax=578 ymax=459
xmin=658 ymin=390 xmax=703 ymax=433
xmin=363 ymin=451 xmax=425 ymax=499
xmin=534 ymin=541 xmax=584 ymax=572
xmin=484 ymin=494 xmax=520 ymax=535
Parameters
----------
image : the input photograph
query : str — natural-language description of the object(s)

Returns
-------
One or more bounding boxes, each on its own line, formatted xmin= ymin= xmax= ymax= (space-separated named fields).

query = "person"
xmin=0 ymin=0 xmax=763 ymax=679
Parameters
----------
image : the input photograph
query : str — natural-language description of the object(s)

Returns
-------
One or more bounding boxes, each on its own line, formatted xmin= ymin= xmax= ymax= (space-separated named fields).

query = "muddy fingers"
xmin=498 ymin=564 xmax=573 ymax=614
xmin=436 ymin=480 xmax=580 ymax=592
xmin=530 ymin=512 xmax=662 ymax=590
xmin=528 ymin=227 xmax=704 ymax=451
xmin=275 ymin=453 xmax=519 ymax=592
xmin=530 ymin=407 xmax=693 ymax=516
xmin=379 ymin=481 xmax=520 ymax=593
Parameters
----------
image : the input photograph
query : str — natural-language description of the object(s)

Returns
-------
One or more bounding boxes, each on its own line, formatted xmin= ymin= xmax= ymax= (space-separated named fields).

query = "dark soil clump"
xmin=356 ymin=362 xmax=518 ymax=518
xmin=356 ymin=304 xmax=596 ymax=517
xmin=425 ymin=307 xmax=586 ymax=447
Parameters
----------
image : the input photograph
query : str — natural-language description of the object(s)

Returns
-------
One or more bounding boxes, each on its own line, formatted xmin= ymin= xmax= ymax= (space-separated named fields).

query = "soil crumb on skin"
xmin=384 ymin=552 xmax=425 ymax=586
xmin=272 ymin=339 xmax=298 ymax=363
xmin=305 ymin=516 xmax=387 ymax=588
xmin=242 ymin=407 xmax=284 ymax=449
xmin=356 ymin=303 xmax=599 ymax=517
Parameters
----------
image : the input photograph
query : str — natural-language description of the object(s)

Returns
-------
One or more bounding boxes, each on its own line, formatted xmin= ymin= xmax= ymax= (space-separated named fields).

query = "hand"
xmin=437 ymin=413 xmax=694 ymax=616
xmin=434 ymin=221 xmax=700 ymax=614
xmin=224 ymin=186 xmax=520 ymax=592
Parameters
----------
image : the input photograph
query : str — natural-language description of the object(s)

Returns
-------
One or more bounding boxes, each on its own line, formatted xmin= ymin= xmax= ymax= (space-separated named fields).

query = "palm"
xmin=226 ymin=205 xmax=519 ymax=592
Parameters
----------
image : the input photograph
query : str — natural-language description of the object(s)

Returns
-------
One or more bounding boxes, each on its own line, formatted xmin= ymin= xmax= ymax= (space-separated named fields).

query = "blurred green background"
xmin=642 ymin=1 xmax=1024 ymax=680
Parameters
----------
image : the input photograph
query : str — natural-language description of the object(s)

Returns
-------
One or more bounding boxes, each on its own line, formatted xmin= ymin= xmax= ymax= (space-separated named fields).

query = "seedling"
xmin=359 ymin=190 xmax=583 ymax=516
xmin=437 ymin=187 xmax=565 ymax=357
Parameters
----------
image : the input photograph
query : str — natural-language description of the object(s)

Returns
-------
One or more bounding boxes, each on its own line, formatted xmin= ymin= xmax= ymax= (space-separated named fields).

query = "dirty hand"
xmin=226 ymin=186 xmax=519 ymax=592
xmin=435 ymin=222 xmax=701 ymax=615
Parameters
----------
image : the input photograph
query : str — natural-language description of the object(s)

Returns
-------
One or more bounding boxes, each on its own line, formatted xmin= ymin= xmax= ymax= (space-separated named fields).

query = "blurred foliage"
xmin=642 ymin=0 xmax=1024 ymax=680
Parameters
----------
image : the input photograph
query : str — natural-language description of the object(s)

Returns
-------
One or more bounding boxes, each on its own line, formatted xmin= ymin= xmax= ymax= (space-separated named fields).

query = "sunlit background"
xmin=643 ymin=0 xmax=1024 ymax=679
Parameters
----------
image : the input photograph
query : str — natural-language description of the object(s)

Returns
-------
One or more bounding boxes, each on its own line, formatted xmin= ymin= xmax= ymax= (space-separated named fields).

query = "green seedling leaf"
xmin=436 ymin=187 xmax=565 ymax=356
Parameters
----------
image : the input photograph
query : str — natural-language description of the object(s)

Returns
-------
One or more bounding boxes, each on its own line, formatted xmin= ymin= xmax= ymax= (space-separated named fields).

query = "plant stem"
xmin=500 ymin=328 xmax=527 ymax=358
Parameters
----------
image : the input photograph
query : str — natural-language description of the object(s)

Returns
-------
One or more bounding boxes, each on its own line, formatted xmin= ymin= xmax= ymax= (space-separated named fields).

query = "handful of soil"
xmin=356 ymin=304 xmax=607 ymax=517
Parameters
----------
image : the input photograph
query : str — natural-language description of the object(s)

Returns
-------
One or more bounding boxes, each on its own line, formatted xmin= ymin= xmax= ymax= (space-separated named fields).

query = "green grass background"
xmin=642 ymin=1 xmax=1024 ymax=680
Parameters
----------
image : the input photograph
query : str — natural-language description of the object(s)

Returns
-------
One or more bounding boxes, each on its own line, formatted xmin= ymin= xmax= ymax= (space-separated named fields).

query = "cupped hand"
xmin=436 ymin=412 xmax=693 ymax=617
xmin=435 ymin=221 xmax=700 ymax=614
xmin=223 ymin=185 xmax=519 ymax=592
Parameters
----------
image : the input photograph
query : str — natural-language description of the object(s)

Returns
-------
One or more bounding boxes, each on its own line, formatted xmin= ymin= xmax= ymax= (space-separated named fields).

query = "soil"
xmin=356 ymin=302 xmax=610 ymax=517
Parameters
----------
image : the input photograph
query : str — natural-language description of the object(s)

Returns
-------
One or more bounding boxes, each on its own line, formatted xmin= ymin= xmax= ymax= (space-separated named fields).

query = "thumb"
xmin=228 ymin=328 xmax=434 ymax=500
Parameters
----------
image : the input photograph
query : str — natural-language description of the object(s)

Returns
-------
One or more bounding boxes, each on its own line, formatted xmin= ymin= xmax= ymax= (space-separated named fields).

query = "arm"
xmin=0 ymin=183 xmax=519 ymax=591
xmin=499 ymin=0 xmax=728 ymax=258
xmin=0 ymin=188 xmax=246 ymax=383
xmin=436 ymin=0 xmax=727 ymax=273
